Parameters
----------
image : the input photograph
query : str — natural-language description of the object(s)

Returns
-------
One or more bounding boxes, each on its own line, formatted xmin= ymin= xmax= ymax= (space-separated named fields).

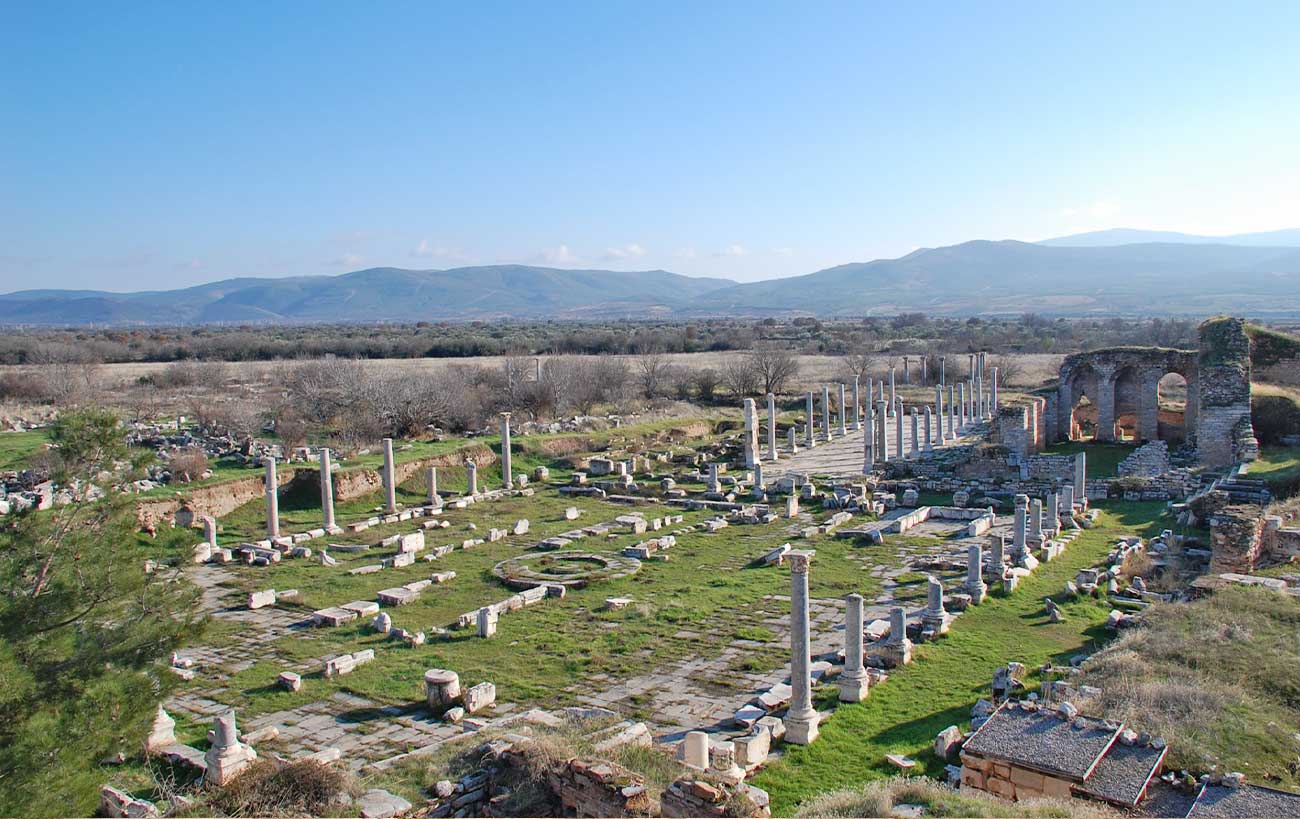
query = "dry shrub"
xmin=1118 ymin=550 xmax=1153 ymax=581
xmin=169 ymin=447 xmax=209 ymax=483
xmin=796 ymin=776 xmax=1116 ymax=818
xmin=202 ymin=758 xmax=353 ymax=817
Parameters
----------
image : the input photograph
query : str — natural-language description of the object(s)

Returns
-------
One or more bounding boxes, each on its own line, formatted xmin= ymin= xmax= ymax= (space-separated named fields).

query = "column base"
xmin=922 ymin=612 xmax=950 ymax=635
xmin=965 ymin=582 xmax=988 ymax=605
xmin=783 ymin=711 xmax=821 ymax=745
xmin=838 ymin=673 xmax=870 ymax=702
xmin=877 ymin=640 xmax=913 ymax=668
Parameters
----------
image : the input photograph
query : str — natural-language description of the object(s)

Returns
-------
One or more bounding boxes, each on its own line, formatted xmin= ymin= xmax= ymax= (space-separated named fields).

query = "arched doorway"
xmin=1157 ymin=372 xmax=1188 ymax=443
xmin=1066 ymin=366 xmax=1100 ymax=440
xmin=1113 ymin=366 xmax=1141 ymax=441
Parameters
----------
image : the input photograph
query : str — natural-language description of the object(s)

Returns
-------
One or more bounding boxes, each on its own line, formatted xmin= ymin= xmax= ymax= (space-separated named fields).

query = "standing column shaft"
xmin=767 ymin=393 xmax=778 ymax=461
xmin=786 ymin=551 xmax=820 ymax=744
xmin=940 ymin=356 xmax=946 ymax=385
xmin=888 ymin=368 xmax=897 ymax=415
xmin=895 ymin=399 xmax=905 ymax=459
xmin=863 ymin=404 xmax=875 ymax=472
xmin=877 ymin=401 xmax=889 ymax=461
xmin=924 ymin=406 xmax=933 ymax=451
xmin=837 ymin=383 xmax=848 ymax=436
xmin=992 ymin=367 xmax=1000 ymax=414
xmin=839 ymin=593 xmax=869 ymax=701
xmin=427 ymin=466 xmax=439 ymax=506
xmin=382 ymin=437 xmax=397 ymax=513
xmin=500 ymin=414 xmax=513 ymax=490
xmin=320 ymin=448 xmax=335 ymax=531
xmin=805 ymin=392 xmax=815 ymax=447
xmin=909 ymin=408 xmax=919 ymax=457
xmin=265 ymin=458 xmax=279 ymax=539
xmin=822 ymin=385 xmax=832 ymax=440
xmin=851 ymin=378 xmax=861 ymax=431
xmin=466 ymin=460 xmax=478 ymax=496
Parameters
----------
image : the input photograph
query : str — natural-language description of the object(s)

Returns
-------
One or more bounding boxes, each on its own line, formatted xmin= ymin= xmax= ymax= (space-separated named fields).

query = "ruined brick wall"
xmin=661 ymin=777 xmax=770 ymax=818
xmin=1209 ymin=504 xmax=1267 ymax=572
xmin=1197 ymin=318 xmax=1258 ymax=466
xmin=547 ymin=758 xmax=653 ymax=818
xmin=996 ymin=406 xmax=1032 ymax=460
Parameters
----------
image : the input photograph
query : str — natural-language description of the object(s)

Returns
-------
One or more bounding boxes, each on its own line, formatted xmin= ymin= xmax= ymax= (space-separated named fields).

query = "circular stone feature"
xmin=493 ymin=551 xmax=640 ymax=589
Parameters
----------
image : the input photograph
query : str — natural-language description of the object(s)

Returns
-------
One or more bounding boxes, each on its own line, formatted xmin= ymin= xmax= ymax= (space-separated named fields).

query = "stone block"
xmin=464 ymin=681 xmax=496 ymax=714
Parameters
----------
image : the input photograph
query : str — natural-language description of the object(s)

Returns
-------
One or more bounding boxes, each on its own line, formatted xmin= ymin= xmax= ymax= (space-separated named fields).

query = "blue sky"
xmin=4 ymin=1 xmax=1299 ymax=291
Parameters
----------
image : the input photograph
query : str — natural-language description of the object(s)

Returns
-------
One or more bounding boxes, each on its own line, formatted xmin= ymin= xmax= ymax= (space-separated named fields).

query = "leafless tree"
xmin=720 ymin=355 xmax=761 ymax=397
xmin=839 ymin=352 xmax=877 ymax=382
xmin=635 ymin=352 xmax=671 ymax=399
xmin=749 ymin=347 xmax=800 ymax=395
xmin=690 ymin=367 xmax=722 ymax=403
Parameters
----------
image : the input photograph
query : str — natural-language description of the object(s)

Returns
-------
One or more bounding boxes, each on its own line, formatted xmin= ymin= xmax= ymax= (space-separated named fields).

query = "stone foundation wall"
xmin=1209 ymin=504 xmax=1267 ymax=572
xmin=1197 ymin=318 xmax=1258 ymax=466
xmin=290 ymin=444 xmax=498 ymax=503
xmin=136 ymin=470 xmax=292 ymax=530
xmin=960 ymin=753 xmax=1074 ymax=802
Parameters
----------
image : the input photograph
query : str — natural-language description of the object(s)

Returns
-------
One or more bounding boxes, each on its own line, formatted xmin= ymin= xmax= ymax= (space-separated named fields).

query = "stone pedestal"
xmin=879 ymin=605 xmax=913 ymax=667
xmin=425 ymin=669 xmax=461 ymax=709
xmin=839 ymin=593 xmax=870 ymax=702
xmin=921 ymin=576 xmax=949 ymax=635
xmin=204 ymin=710 xmax=257 ymax=786
xmin=201 ymin=515 xmax=218 ymax=549
xmin=784 ymin=550 xmax=820 ymax=745
xmin=466 ymin=460 xmax=478 ymax=496
xmin=427 ymin=466 xmax=440 ymax=506
xmin=477 ymin=606 xmax=498 ymax=638
xmin=1012 ymin=494 xmax=1028 ymax=560
xmin=681 ymin=731 xmax=709 ymax=770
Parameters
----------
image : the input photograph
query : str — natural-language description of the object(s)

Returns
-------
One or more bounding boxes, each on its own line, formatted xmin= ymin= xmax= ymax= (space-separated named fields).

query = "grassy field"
xmin=751 ymin=500 xmax=1170 ymax=813
xmin=1040 ymin=440 xmax=1135 ymax=479
xmin=0 ymin=428 xmax=52 ymax=471
xmin=1249 ymin=445 xmax=1300 ymax=499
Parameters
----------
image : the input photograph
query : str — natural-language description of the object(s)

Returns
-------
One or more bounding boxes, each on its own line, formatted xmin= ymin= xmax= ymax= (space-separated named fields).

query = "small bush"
xmin=201 ymin=759 xmax=353 ymax=817
xmin=168 ymin=447 xmax=209 ymax=483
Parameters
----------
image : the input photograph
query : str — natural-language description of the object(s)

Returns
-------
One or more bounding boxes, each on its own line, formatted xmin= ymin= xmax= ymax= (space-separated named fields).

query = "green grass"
xmin=178 ymin=476 xmax=927 ymax=723
xmin=1249 ymin=445 xmax=1300 ymax=499
xmin=751 ymin=500 xmax=1169 ymax=814
xmin=1040 ymin=441 xmax=1135 ymax=479
xmin=0 ymin=428 xmax=52 ymax=471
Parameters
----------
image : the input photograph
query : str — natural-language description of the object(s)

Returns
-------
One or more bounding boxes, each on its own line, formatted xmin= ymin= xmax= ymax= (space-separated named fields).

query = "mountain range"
xmin=3 ymin=230 xmax=1300 ymax=324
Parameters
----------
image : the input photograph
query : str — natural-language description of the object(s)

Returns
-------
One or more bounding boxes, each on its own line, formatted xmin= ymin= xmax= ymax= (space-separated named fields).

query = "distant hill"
xmin=702 ymin=240 xmax=1300 ymax=317
xmin=5 ymin=239 xmax=1300 ymax=324
xmin=0 ymin=266 xmax=737 ymax=325
xmin=1039 ymin=227 xmax=1300 ymax=247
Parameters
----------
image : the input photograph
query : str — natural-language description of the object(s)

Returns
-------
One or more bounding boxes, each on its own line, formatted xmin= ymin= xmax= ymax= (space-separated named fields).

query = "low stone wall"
xmin=1210 ymin=504 xmax=1267 ymax=572
xmin=136 ymin=470 xmax=292 ymax=530
xmin=290 ymin=443 xmax=498 ymax=503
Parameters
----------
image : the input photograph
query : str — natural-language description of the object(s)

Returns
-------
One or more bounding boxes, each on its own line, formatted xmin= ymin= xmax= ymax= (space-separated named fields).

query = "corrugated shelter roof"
xmin=962 ymin=702 xmax=1120 ymax=781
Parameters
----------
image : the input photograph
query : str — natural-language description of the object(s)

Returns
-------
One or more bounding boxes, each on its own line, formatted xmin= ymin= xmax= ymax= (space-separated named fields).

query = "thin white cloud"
xmin=603 ymin=243 xmax=647 ymax=260
xmin=411 ymin=239 xmax=467 ymax=262
xmin=540 ymin=244 xmax=579 ymax=265
xmin=715 ymin=244 xmax=747 ymax=257
xmin=329 ymin=253 xmax=365 ymax=267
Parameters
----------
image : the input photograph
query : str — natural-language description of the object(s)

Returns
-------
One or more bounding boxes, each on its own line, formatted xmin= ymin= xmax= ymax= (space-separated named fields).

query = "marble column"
xmin=965 ymin=543 xmax=987 ymax=604
xmin=788 ymin=426 xmax=799 ymax=454
xmin=753 ymin=460 xmax=764 ymax=494
xmin=992 ymin=367 xmax=1000 ymax=414
xmin=743 ymin=397 xmax=760 ymax=468
xmin=319 ymin=447 xmax=335 ymax=531
xmin=851 ymin=377 xmax=861 ymax=431
xmin=922 ymin=356 xmax=928 ymax=386
xmin=939 ymin=356 xmax=946 ymax=385
xmin=427 ymin=466 xmax=440 ymax=506
xmin=264 ymin=458 xmax=279 ymax=539
xmin=1047 ymin=492 xmax=1060 ymax=536
xmin=935 ymin=384 xmax=945 ymax=442
xmin=1061 ymin=484 xmax=1075 ymax=523
xmin=862 ymin=405 xmax=875 ymax=473
xmin=837 ymin=383 xmax=848 ymax=437
xmin=805 ymin=392 xmax=815 ymax=447
xmin=922 ymin=575 xmax=949 ymax=634
xmin=894 ymin=400 xmax=904 ymax=459
xmin=883 ymin=605 xmax=913 ymax=666
xmin=839 ymin=592 xmax=869 ymax=702
xmin=1030 ymin=498 xmax=1044 ymax=543
xmin=382 ymin=437 xmax=397 ymax=513
xmin=877 ymin=401 xmax=889 ymax=461
xmin=202 ymin=515 xmax=218 ymax=549
xmin=1074 ymin=453 xmax=1087 ymax=500
xmin=1013 ymin=494 xmax=1028 ymax=558
xmin=888 ymin=368 xmax=897 ymax=415
xmin=909 ymin=408 xmax=919 ymax=457
xmin=767 ymin=393 xmax=779 ymax=461
xmin=989 ymin=534 xmax=1006 ymax=578
xmin=500 ymin=413 xmax=513 ymax=490
xmin=948 ymin=385 xmax=958 ymax=437
xmin=957 ymin=383 xmax=967 ymax=430
xmin=903 ymin=356 xmax=911 ymax=385
xmin=821 ymin=385 xmax=832 ymax=441
xmin=466 ymin=459 xmax=478 ymax=496
xmin=785 ymin=550 xmax=820 ymax=744
xmin=923 ymin=406 xmax=933 ymax=451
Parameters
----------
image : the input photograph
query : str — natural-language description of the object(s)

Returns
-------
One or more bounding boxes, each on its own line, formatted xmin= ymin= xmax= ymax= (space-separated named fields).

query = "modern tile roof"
xmin=1076 ymin=741 xmax=1167 ymax=806
xmin=962 ymin=702 xmax=1120 ymax=780
xmin=1188 ymin=782 xmax=1300 ymax=818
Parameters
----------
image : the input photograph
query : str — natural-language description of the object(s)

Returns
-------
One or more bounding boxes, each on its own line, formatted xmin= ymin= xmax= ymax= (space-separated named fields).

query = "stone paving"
xmin=762 ymin=416 xmax=979 ymax=481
